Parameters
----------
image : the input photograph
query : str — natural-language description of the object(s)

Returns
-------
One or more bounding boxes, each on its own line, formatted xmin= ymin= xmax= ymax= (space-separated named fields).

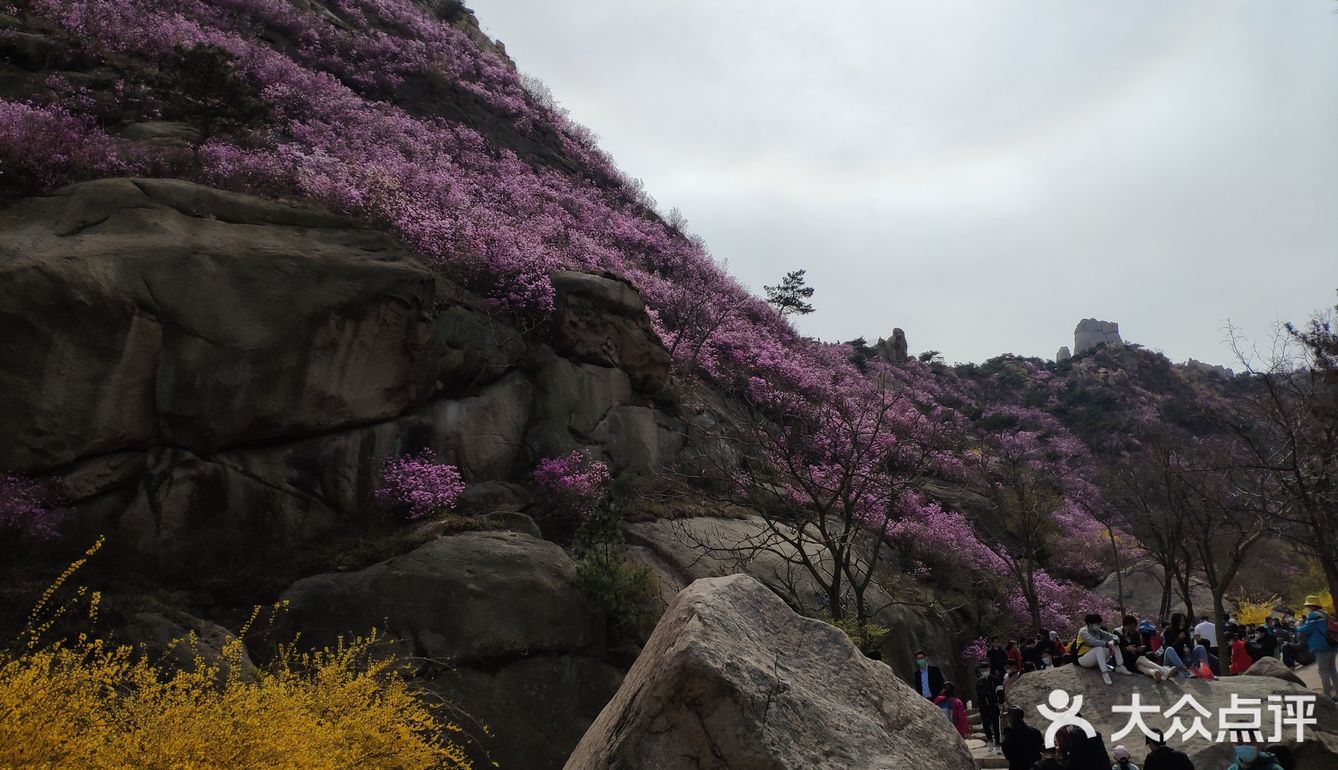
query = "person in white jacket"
xmin=1076 ymin=613 xmax=1133 ymax=685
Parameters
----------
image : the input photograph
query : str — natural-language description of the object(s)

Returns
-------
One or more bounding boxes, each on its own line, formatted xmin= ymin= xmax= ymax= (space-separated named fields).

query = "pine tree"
xmin=764 ymin=269 xmax=815 ymax=317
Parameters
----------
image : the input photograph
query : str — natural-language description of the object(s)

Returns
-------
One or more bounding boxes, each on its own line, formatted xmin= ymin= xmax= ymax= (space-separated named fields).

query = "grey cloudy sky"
xmin=473 ymin=1 xmax=1338 ymax=366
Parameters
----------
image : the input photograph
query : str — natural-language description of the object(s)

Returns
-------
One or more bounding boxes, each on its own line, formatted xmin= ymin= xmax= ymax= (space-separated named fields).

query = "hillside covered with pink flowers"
xmin=3 ymin=2 xmax=1337 ymax=769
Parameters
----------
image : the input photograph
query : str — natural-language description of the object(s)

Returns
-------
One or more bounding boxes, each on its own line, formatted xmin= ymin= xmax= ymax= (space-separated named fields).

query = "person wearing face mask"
xmin=908 ymin=649 xmax=944 ymax=699
xmin=1110 ymin=744 xmax=1140 ymax=770
xmin=1224 ymin=737 xmax=1285 ymax=770
xmin=1076 ymin=613 xmax=1132 ymax=685
xmin=976 ymin=661 xmax=1004 ymax=754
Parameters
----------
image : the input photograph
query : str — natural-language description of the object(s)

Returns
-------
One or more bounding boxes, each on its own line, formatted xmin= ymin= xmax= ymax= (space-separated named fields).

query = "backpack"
xmin=1324 ymin=614 xmax=1338 ymax=648
xmin=1265 ymin=745 xmax=1297 ymax=770
xmin=1071 ymin=633 xmax=1088 ymax=656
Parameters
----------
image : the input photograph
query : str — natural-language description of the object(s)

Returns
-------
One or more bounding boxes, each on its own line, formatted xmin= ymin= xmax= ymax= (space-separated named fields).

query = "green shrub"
xmin=570 ymin=500 xmax=657 ymax=642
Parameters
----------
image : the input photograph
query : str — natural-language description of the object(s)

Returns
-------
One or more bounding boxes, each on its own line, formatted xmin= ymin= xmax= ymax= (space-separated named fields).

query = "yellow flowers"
xmin=1 ymin=539 xmax=481 ymax=769
xmin=0 ymin=631 xmax=478 ymax=769
xmin=1233 ymin=596 xmax=1278 ymax=628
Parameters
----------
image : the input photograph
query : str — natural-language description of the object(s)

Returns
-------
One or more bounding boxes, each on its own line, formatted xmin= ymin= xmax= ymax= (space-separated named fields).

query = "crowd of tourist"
xmin=904 ymin=597 xmax=1336 ymax=770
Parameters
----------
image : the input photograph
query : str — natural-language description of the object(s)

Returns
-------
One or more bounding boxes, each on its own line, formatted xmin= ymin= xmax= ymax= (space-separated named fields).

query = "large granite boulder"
xmin=550 ymin=271 xmax=670 ymax=392
xmin=624 ymin=516 xmax=963 ymax=686
xmin=1074 ymin=318 xmax=1122 ymax=354
xmin=1093 ymin=562 xmax=1225 ymax=619
xmin=0 ymin=178 xmax=436 ymax=470
xmin=564 ymin=574 xmax=976 ymax=770
xmin=878 ymin=328 xmax=909 ymax=363
xmin=277 ymin=531 xmax=600 ymax=663
xmin=115 ymin=605 xmax=255 ymax=681
xmin=1244 ymin=656 xmax=1308 ymax=687
xmin=277 ymin=531 xmax=622 ymax=770
xmin=1007 ymin=665 xmax=1338 ymax=769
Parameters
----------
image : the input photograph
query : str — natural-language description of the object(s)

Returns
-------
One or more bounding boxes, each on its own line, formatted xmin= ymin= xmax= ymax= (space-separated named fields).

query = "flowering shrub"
xmin=0 ymin=101 xmax=138 ymax=199
xmin=0 ymin=473 xmax=60 ymax=539
xmin=374 ymin=451 xmax=464 ymax=520
xmin=960 ymin=636 xmax=989 ymax=663
xmin=0 ymin=631 xmax=477 ymax=769
xmin=1006 ymin=569 xmax=1117 ymax=632
xmin=1 ymin=537 xmax=481 ymax=768
xmin=531 ymin=451 xmax=611 ymax=520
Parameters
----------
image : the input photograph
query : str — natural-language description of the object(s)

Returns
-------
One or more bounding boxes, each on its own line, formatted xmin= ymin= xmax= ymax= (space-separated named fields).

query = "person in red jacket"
xmin=1230 ymin=632 xmax=1253 ymax=675
xmin=1005 ymin=640 xmax=1024 ymax=672
xmin=934 ymin=681 xmax=971 ymax=738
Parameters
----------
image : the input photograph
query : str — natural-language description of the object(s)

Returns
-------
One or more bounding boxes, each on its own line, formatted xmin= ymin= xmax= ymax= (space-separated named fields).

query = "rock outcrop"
xmin=0 ymin=179 xmax=691 ymax=566
xmin=1074 ymin=318 xmax=1122 ymax=354
xmin=564 ymin=574 xmax=976 ymax=770
xmin=1056 ymin=346 xmax=1072 ymax=362
xmin=1185 ymin=358 xmax=1235 ymax=380
xmin=277 ymin=531 xmax=622 ymax=770
xmin=1243 ymin=656 xmax=1309 ymax=688
xmin=1093 ymin=562 xmax=1226 ymax=619
xmin=876 ymin=328 xmax=909 ymax=363
xmin=624 ymin=516 xmax=964 ymax=686
xmin=1007 ymin=665 xmax=1338 ymax=769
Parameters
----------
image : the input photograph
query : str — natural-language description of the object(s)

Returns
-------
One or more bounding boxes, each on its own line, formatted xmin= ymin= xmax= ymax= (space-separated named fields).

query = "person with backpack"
xmin=976 ymin=661 xmax=1004 ymax=753
xmin=933 ymin=681 xmax=971 ymax=738
xmin=1296 ymin=596 xmax=1337 ymax=700
xmin=1262 ymin=743 xmax=1297 ymax=770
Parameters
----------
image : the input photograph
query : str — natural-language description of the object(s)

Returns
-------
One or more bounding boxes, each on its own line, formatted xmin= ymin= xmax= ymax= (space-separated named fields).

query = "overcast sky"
xmin=473 ymin=1 xmax=1338 ymax=366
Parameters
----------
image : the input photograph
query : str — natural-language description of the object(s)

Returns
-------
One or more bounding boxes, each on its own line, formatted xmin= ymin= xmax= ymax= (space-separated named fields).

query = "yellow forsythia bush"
xmin=0 ymin=633 xmax=478 ymax=770
xmin=1234 ymin=597 xmax=1277 ymax=628
xmin=0 ymin=541 xmax=480 ymax=770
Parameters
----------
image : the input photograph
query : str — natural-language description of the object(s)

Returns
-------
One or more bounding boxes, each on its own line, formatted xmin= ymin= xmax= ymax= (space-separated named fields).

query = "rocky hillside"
xmin=3 ymin=2 xmax=1330 ymax=769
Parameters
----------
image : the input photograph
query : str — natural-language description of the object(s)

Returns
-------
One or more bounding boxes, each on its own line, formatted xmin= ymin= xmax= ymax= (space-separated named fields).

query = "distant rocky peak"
xmin=1073 ymin=318 xmax=1122 ymax=354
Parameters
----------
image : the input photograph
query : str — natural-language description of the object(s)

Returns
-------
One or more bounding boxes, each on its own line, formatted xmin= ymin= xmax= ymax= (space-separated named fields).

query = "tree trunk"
xmin=1171 ymin=564 xmax=1195 ymax=622
xmin=1213 ymin=592 xmax=1228 ymax=676
xmin=1321 ymin=551 xmax=1338 ymax=610
xmin=1108 ymin=526 xmax=1126 ymax=616
xmin=1158 ymin=561 xmax=1173 ymax=621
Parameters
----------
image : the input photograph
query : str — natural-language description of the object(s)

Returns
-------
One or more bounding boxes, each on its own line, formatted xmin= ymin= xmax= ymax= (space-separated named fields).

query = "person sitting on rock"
xmin=1111 ymin=744 xmax=1140 ymax=770
xmin=933 ymin=681 xmax=971 ymax=738
xmin=908 ymin=649 xmax=945 ymax=699
xmin=1142 ymin=728 xmax=1195 ymax=770
xmin=1001 ymin=704 xmax=1043 ymax=770
xmin=1076 ymin=613 xmax=1133 ymax=684
xmin=1118 ymin=614 xmax=1175 ymax=682
xmin=1248 ymin=625 xmax=1276 ymax=663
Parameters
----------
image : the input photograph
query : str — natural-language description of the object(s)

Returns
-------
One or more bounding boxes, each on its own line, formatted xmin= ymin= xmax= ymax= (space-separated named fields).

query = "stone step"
xmin=974 ymin=755 xmax=1009 ymax=769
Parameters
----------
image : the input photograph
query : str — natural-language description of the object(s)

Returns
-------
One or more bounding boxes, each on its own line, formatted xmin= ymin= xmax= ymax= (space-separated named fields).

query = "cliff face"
xmin=0 ymin=177 xmax=683 ymax=568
